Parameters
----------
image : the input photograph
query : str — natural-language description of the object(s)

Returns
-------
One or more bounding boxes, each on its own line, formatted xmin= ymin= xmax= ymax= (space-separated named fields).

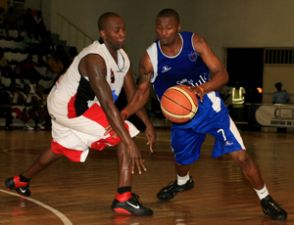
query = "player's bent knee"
xmin=230 ymin=150 xmax=249 ymax=165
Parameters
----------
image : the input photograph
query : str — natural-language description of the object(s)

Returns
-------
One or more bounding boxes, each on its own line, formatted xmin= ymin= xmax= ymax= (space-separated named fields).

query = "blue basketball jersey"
xmin=146 ymin=32 xmax=245 ymax=164
xmin=147 ymin=32 xmax=227 ymax=129
xmin=152 ymin=32 xmax=209 ymax=98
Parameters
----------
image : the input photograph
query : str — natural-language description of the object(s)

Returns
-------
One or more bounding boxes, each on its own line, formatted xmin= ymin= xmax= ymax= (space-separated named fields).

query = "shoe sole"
xmin=263 ymin=209 xmax=287 ymax=221
xmin=112 ymin=207 xmax=153 ymax=216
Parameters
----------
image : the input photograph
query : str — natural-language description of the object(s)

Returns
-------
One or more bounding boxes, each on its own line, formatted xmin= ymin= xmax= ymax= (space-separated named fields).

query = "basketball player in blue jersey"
xmin=120 ymin=8 xmax=287 ymax=220
xmin=4 ymin=12 xmax=155 ymax=216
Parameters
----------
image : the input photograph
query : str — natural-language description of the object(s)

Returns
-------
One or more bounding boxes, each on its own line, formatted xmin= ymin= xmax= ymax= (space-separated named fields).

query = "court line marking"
xmin=0 ymin=188 xmax=73 ymax=225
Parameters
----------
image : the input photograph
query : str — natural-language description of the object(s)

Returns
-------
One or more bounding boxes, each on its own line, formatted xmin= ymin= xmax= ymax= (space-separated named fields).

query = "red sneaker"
xmin=5 ymin=176 xmax=31 ymax=196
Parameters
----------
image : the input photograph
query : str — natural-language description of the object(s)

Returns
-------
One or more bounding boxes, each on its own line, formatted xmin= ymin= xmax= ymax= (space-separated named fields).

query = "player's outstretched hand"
xmin=128 ymin=141 xmax=147 ymax=175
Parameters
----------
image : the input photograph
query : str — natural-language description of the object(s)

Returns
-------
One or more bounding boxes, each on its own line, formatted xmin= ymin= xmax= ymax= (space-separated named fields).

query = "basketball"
xmin=160 ymin=85 xmax=198 ymax=123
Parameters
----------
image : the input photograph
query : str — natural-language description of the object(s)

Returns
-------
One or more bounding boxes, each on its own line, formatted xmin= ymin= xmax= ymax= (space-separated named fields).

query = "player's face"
xmin=155 ymin=16 xmax=180 ymax=46
xmin=101 ymin=16 xmax=126 ymax=49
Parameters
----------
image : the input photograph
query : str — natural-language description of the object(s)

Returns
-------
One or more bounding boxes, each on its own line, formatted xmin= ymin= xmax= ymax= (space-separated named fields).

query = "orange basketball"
xmin=160 ymin=85 xmax=198 ymax=123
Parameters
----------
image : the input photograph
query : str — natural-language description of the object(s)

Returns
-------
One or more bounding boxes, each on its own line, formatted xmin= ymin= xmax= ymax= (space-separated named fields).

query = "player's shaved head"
xmin=156 ymin=8 xmax=180 ymax=23
xmin=98 ymin=12 xmax=121 ymax=31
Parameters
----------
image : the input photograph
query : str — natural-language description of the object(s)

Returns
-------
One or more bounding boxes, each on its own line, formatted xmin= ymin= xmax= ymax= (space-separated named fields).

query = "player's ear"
xmin=178 ymin=24 xmax=181 ymax=31
xmin=99 ymin=30 xmax=106 ymax=41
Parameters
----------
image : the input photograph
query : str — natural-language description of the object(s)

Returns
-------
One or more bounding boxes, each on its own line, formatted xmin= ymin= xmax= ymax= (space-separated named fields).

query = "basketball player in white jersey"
xmin=5 ymin=12 xmax=155 ymax=216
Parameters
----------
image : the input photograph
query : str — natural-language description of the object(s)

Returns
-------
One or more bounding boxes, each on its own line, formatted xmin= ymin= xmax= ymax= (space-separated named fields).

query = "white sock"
xmin=255 ymin=185 xmax=269 ymax=200
xmin=177 ymin=173 xmax=190 ymax=186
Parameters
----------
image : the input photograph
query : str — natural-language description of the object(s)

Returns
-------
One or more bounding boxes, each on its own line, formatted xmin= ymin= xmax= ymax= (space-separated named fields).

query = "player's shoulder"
xmin=192 ymin=33 xmax=206 ymax=43
xmin=146 ymin=41 xmax=157 ymax=52
xmin=146 ymin=42 xmax=157 ymax=59
xmin=192 ymin=33 xmax=210 ymax=52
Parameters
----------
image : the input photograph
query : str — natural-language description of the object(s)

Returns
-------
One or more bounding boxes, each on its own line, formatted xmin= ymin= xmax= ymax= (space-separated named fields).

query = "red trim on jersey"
xmin=90 ymin=124 xmax=130 ymax=151
xmin=51 ymin=141 xmax=82 ymax=162
xmin=67 ymin=95 xmax=77 ymax=118
xmin=116 ymin=191 xmax=132 ymax=202
xmin=83 ymin=103 xmax=109 ymax=127
xmin=90 ymin=134 xmax=122 ymax=151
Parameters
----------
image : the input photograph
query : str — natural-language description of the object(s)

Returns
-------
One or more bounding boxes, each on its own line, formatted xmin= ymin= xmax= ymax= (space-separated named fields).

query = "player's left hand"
xmin=120 ymin=109 xmax=129 ymax=121
xmin=145 ymin=123 xmax=156 ymax=153
xmin=127 ymin=141 xmax=147 ymax=175
xmin=104 ymin=125 xmax=118 ymax=137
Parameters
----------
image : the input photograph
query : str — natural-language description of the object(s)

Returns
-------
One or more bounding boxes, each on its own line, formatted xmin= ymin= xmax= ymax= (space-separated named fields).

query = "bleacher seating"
xmin=0 ymin=4 xmax=77 ymax=130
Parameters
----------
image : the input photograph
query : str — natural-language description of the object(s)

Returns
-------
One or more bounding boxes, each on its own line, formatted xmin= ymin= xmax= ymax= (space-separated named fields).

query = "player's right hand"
xmin=189 ymin=85 xmax=205 ymax=102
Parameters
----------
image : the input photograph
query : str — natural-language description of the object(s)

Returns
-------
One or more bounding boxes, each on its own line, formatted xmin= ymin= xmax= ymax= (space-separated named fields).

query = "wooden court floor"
xmin=0 ymin=128 xmax=293 ymax=225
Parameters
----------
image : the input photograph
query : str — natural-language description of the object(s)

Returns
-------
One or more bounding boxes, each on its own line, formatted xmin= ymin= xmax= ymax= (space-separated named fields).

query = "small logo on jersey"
xmin=110 ymin=70 xmax=115 ymax=83
xmin=188 ymin=51 xmax=198 ymax=62
xmin=225 ymin=141 xmax=234 ymax=146
xmin=177 ymin=78 xmax=195 ymax=86
xmin=161 ymin=65 xmax=172 ymax=73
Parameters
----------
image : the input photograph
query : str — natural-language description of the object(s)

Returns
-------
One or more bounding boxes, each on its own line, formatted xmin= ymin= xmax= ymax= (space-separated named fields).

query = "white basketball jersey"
xmin=47 ymin=41 xmax=130 ymax=118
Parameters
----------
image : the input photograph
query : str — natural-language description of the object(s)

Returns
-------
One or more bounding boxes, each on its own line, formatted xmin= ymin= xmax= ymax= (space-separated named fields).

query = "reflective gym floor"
xmin=0 ymin=128 xmax=293 ymax=225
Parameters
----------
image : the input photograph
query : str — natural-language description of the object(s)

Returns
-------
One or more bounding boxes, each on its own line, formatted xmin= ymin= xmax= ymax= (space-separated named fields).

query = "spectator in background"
xmin=0 ymin=87 xmax=13 ymax=130
xmin=272 ymin=82 xmax=289 ymax=133
xmin=31 ymin=84 xmax=49 ymax=129
xmin=272 ymin=82 xmax=289 ymax=104
xmin=0 ymin=47 xmax=7 ymax=67
xmin=33 ymin=10 xmax=46 ymax=39
xmin=53 ymin=44 xmax=69 ymax=70
xmin=3 ymin=7 xmax=16 ymax=37
xmin=19 ymin=8 xmax=35 ymax=38
xmin=0 ymin=47 xmax=9 ymax=80
xmin=67 ymin=46 xmax=78 ymax=65
xmin=41 ymin=30 xmax=54 ymax=54
xmin=230 ymin=81 xmax=246 ymax=123
xmin=47 ymin=48 xmax=65 ymax=77
xmin=0 ymin=7 xmax=5 ymax=31
xmin=220 ymin=85 xmax=232 ymax=106
xmin=0 ymin=48 xmax=13 ymax=90
xmin=6 ymin=83 xmax=26 ymax=129
xmin=7 ymin=83 xmax=32 ymax=130
xmin=15 ymin=53 xmax=41 ymax=83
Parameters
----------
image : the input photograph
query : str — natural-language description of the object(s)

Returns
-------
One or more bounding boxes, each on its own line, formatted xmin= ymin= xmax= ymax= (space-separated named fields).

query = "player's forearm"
xmin=135 ymin=108 xmax=153 ymax=128
xmin=106 ymin=105 xmax=133 ymax=145
xmin=122 ymin=87 xmax=150 ymax=119
xmin=201 ymin=70 xmax=228 ymax=93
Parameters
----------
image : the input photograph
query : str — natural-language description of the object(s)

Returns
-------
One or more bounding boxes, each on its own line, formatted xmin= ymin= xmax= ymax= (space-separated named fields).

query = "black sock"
xmin=19 ymin=174 xmax=31 ymax=182
xmin=117 ymin=186 xmax=131 ymax=194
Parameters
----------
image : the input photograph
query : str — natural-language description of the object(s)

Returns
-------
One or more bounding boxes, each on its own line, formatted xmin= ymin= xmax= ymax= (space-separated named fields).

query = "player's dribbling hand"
xmin=189 ymin=85 xmax=205 ymax=102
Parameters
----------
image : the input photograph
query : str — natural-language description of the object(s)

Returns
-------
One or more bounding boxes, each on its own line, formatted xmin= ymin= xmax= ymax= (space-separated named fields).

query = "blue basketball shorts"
xmin=170 ymin=112 xmax=245 ymax=165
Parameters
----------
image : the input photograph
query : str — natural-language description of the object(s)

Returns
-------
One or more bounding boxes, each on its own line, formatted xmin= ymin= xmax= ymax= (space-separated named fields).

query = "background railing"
xmin=55 ymin=13 xmax=93 ymax=51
